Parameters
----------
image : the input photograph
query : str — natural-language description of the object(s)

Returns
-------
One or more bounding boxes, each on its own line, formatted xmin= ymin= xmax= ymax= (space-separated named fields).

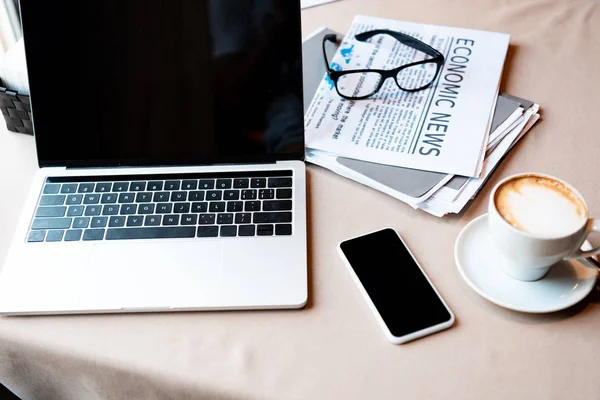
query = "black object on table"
xmin=0 ymin=80 xmax=32 ymax=135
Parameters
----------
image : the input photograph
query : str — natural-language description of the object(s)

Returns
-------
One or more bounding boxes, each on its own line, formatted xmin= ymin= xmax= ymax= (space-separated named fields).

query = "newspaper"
xmin=419 ymin=108 xmax=540 ymax=216
xmin=304 ymin=15 xmax=510 ymax=177
xmin=300 ymin=0 xmax=340 ymax=9
xmin=305 ymin=101 xmax=528 ymax=208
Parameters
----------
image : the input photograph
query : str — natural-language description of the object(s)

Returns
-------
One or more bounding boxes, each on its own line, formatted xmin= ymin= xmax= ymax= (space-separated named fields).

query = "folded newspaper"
xmin=303 ymin=23 xmax=541 ymax=217
xmin=305 ymin=15 xmax=510 ymax=178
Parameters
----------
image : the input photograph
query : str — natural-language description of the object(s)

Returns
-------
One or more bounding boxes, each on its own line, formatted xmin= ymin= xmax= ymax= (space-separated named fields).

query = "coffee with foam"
xmin=494 ymin=175 xmax=587 ymax=237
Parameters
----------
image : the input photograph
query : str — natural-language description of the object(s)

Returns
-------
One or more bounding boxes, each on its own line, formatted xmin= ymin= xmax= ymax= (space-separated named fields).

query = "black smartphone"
xmin=337 ymin=227 xmax=455 ymax=344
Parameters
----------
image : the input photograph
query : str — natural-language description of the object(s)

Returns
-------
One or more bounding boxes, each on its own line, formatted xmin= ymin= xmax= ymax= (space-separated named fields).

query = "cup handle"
xmin=568 ymin=218 xmax=600 ymax=259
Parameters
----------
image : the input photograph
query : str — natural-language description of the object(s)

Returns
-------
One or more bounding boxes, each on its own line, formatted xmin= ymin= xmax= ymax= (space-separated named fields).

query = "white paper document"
xmin=304 ymin=15 xmax=510 ymax=177
xmin=300 ymin=0 xmax=339 ymax=9
xmin=419 ymin=107 xmax=540 ymax=216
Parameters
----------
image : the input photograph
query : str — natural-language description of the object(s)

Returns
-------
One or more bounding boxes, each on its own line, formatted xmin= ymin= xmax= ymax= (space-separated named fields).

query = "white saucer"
xmin=454 ymin=214 xmax=598 ymax=313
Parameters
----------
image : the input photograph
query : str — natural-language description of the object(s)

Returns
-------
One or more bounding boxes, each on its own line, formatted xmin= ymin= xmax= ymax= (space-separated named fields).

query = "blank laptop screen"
xmin=19 ymin=0 xmax=304 ymax=168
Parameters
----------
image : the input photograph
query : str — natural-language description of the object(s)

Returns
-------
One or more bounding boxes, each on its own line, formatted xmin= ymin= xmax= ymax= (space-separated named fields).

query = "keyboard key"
xmin=40 ymin=195 xmax=66 ymax=206
xmin=209 ymin=202 xmax=225 ymax=213
xmin=147 ymin=181 xmax=163 ymax=191
xmin=197 ymin=226 xmax=219 ymax=237
xmin=188 ymin=191 xmax=205 ymax=201
xmin=245 ymin=201 xmax=261 ymax=212
xmin=268 ymin=177 xmax=293 ymax=188
xmin=224 ymin=190 xmax=240 ymax=200
xmin=263 ymin=200 xmax=292 ymax=211
xmin=181 ymin=214 xmax=198 ymax=225
xmin=153 ymin=192 xmax=170 ymax=202
xmin=258 ymin=189 xmax=274 ymax=200
xmin=67 ymin=206 xmax=84 ymax=217
xmin=198 ymin=179 xmax=215 ymax=190
xmin=171 ymin=191 xmax=187 ymax=202
xmin=163 ymin=215 xmax=180 ymax=226
xmin=233 ymin=178 xmax=249 ymax=188
xmin=43 ymin=184 xmax=60 ymax=194
xmin=257 ymin=224 xmax=274 ymax=236
xmin=250 ymin=178 xmax=267 ymax=188
xmin=144 ymin=215 xmax=162 ymax=226
xmin=126 ymin=216 xmax=144 ymax=227
xmin=120 ymin=204 xmax=137 ymax=215
xmin=253 ymin=212 xmax=292 ymax=224
xmin=83 ymin=229 xmax=105 ymax=241
xmin=66 ymin=194 xmax=83 ymax=205
xmin=139 ymin=204 xmax=155 ymax=214
xmin=73 ymin=217 xmax=90 ymax=229
xmin=227 ymin=201 xmax=243 ymax=212
xmin=216 ymin=179 xmax=232 ymax=189
xmin=31 ymin=217 xmax=72 ymax=230
xmin=83 ymin=194 xmax=100 ymax=204
xmin=198 ymin=214 xmax=216 ymax=225
xmin=191 ymin=202 xmax=208 ymax=213
xmin=241 ymin=190 xmax=257 ymax=200
xmin=173 ymin=203 xmax=190 ymax=213
xmin=60 ymin=184 xmax=78 ymax=194
xmin=101 ymin=193 xmax=117 ymax=204
xmin=36 ymin=206 xmax=66 ymax=217
xmin=118 ymin=193 xmax=135 ymax=203
xmin=108 ymin=216 xmax=126 ymax=227
xmin=182 ymin=180 xmax=198 ymax=190
xmin=220 ymin=226 xmax=237 ymax=237
xmin=91 ymin=217 xmax=108 ymax=228
xmin=165 ymin=180 xmax=180 ymax=191
xmin=27 ymin=230 xmax=46 ymax=242
xmin=106 ymin=227 xmax=195 ymax=240
xmin=46 ymin=230 xmax=65 ymax=242
xmin=238 ymin=225 xmax=256 ymax=236
xmin=235 ymin=213 xmax=252 ymax=224
xmin=95 ymin=183 xmax=112 ymax=193
xmin=206 ymin=191 xmax=222 ymax=201
xmin=276 ymin=189 xmax=292 ymax=199
xmin=130 ymin=182 xmax=146 ymax=191
xmin=135 ymin=193 xmax=153 ymax=202
xmin=156 ymin=203 xmax=173 ymax=214
xmin=77 ymin=183 xmax=95 ymax=193
xmin=112 ymin=182 xmax=129 ymax=192
xmin=217 ymin=213 xmax=233 ymax=224
xmin=65 ymin=229 xmax=83 ymax=241
xmin=102 ymin=205 xmax=120 ymax=215
xmin=275 ymin=224 xmax=292 ymax=236
xmin=84 ymin=205 xmax=101 ymax=216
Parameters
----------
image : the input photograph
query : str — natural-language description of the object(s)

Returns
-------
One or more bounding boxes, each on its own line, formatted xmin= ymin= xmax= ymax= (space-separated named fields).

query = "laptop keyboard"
xmin=27 ymin=170 xmax=294 ymax=242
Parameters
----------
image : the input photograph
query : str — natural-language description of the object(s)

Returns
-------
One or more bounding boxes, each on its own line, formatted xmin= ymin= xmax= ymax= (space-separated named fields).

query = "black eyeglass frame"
xmin=322 ymin=29 xmax=445 ymax=100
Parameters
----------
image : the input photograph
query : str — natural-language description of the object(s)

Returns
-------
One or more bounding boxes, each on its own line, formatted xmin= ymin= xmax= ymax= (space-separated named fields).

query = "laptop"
xmin=0 ymin=0 xmax=308 ymax=315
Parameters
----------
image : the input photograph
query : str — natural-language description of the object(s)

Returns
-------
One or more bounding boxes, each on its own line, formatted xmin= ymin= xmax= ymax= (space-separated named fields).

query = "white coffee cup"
xmin=488 ymin=172 xmax=600 ymax=281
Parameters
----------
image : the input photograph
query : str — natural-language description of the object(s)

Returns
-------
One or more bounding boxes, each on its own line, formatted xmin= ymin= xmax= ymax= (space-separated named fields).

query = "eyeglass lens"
xmin=396 ymin=62 xmax=439 ymax=91
xmin=336 ymin=61 xmax=439 ymax=98
xmin=336 ymin=72 xmax=383 ymax=98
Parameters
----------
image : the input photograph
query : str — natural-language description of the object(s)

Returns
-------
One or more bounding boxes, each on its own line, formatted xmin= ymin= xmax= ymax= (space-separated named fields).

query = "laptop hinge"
xmin=65 ymin=161 xmax=279 ymax=170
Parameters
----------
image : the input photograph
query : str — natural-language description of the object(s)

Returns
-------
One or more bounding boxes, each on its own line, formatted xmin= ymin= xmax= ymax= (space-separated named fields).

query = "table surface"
xmin=1 ymin=1 xmax=600 ymax=399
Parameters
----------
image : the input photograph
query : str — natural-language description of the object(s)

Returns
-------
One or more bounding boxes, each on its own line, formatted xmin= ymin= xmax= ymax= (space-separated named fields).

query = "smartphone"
xmin=337 ymin=227 xmax=455 ymax=344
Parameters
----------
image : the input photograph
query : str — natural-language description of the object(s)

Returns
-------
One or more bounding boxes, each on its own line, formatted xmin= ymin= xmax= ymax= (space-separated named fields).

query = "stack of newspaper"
xmin=303 ymin=16 xmax=540 ymax=217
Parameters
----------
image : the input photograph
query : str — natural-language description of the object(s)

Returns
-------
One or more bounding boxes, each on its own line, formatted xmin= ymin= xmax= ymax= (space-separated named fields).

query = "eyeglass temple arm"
xmin=354 ymin=29 xmax=443 ymax=60
xmin=322 ymin=34 xmax=338 ymax=73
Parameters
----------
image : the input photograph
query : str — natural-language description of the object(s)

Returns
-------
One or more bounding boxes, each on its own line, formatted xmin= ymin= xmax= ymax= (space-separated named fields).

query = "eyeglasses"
xmin=322 ymin=29 xmax=445 ymax=100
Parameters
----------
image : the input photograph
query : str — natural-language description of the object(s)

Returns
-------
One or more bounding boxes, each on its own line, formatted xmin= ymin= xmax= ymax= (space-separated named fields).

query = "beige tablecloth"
xmin=1 ymin=0 xmax=600 ymax=399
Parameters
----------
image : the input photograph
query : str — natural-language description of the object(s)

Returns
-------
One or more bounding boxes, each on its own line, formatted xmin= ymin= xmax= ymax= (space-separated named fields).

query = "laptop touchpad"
xmin=87 ymin=241 xmax=224 ymax=307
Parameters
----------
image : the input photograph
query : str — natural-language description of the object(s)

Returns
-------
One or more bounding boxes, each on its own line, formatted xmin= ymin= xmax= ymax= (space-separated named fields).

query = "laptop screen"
xmin=19 ymin=0 xmax=305 ymax=168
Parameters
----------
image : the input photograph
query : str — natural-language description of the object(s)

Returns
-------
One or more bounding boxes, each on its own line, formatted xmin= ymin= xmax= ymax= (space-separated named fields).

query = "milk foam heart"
xmin=494 ymin=175 xmax=587 ymax=237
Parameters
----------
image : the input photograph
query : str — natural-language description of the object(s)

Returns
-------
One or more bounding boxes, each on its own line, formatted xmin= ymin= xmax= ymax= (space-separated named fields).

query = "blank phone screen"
xmin=339 ymin=228 xmax=452 ymax=338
